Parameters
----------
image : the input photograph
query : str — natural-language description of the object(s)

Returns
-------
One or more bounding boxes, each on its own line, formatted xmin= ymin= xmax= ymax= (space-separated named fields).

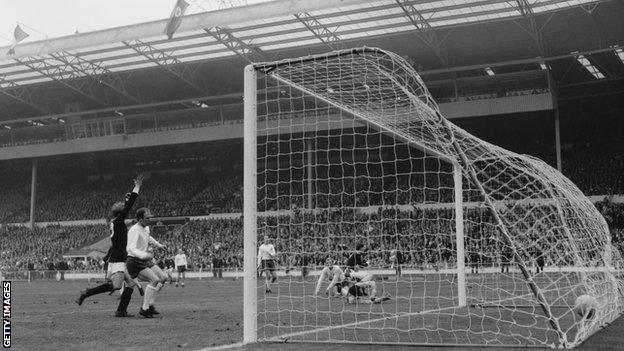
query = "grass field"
xmin=7 ymin=275 xmax=624 ymax=351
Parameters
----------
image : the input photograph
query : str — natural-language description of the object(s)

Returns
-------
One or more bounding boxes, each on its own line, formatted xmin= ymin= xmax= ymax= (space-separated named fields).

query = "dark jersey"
xmin=346 ymin=252 xmax=367 ymax=270
xmin=156 ymin=258 xmax=166 ymax=269
xmin=108 ymin=192 xmax=138 ymax=263
xmin=348 ymin=284 xmax=367 ymax=297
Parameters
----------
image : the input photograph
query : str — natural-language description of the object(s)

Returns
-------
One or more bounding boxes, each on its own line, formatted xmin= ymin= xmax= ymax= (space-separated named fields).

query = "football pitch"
xmin=7 ymin=276 xmax=624 ymax=351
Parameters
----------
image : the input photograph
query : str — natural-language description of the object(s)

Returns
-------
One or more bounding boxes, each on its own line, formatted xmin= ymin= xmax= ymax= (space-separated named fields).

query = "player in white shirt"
xmin=257 ymin=235 xmax=277 ymax=293
xmin=315 ymin=258 xmax=345 ymax=297
xmin=343 ymin=268 xmax=390 ymax=304
xmin=126 ymin=207 xmax=167 ymax=318
xmin=174 ymin=249 xmax=188 ymax=287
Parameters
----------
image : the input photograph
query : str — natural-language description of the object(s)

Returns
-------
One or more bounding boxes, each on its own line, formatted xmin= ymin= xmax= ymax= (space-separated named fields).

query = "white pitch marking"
xmin=194 ymin=341 xmax=244 ymax=351
xmin=268 ymin=304 xmax=462 ymax=341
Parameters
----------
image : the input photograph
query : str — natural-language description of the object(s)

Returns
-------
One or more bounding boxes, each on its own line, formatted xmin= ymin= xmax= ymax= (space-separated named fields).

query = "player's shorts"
xmin=126 ymin=256 xmax=155 ymax=279
xmin=177 ymin=265 xmax=187 ymax=273
xmin=106 ymin=262 xmax=128 ymax=278
xmin=261 ymin=259 xmax=276 ymax=272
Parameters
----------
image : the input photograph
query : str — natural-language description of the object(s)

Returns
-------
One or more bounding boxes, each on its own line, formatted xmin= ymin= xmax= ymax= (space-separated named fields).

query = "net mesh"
xmin=248 ymin=47 xmax=623 ymax=348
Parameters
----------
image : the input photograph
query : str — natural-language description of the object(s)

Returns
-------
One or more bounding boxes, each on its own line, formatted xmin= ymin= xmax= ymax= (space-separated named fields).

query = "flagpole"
xmin=16 ymin=22 xmax=48 ymax=39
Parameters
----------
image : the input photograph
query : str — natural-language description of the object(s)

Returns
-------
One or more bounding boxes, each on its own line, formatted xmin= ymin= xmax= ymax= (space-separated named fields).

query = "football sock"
xmin=116 ymin=287 xmax=133 ymax=312
xmin=148 ymin=284 xmax=160 ymax=306
xmin=143 ymin=285 xmax=157 ymax=310
xmin=85 ymin=282 xmax=114 ymax=297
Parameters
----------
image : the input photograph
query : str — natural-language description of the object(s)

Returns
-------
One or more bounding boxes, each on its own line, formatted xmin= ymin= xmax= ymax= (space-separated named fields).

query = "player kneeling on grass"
xmin=126 ymin=208 xmax=168 ymax=318
xmin=574 ymin=294 xmax=598 ymax=321
xmin=315 ymin=258 xmax=345 ymax=297
xmin=343 ymin=268 xmax=390 ymax=304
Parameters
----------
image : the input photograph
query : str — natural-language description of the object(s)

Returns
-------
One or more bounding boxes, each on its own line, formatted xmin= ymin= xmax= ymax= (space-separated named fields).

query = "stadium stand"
xmin=0 ymin=110 xmax=622 ymax=273
xmin=2 ymin=199 xmax=624 ymax=272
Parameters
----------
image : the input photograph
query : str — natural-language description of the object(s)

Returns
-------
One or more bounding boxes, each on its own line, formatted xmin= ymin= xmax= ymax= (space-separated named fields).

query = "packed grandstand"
xmin=1 ymin=109 xmax=622 ymax=274
xmin=0 ymin=0 xmax=622 ymax=284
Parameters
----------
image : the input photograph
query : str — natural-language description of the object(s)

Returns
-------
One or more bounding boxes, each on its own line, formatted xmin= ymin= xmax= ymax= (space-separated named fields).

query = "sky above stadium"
xmin=0 ymin=0 xmax=269 ymax=44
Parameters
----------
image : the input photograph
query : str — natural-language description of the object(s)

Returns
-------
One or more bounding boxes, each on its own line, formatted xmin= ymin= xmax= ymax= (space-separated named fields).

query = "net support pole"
xmin=306 ymin=139 xmax=313 ymax=209
xmin=368 ymin=60 xmax=566 ymax=345
xmin=454 ymin=164 xmax=466 ymax=307
xmin=243 ymin=64 xmax=258 ymax=344
xmin=29 ymin=158 xmax=38 ymax=228
xmin=439 ymin=113 xmax=568 ymax=347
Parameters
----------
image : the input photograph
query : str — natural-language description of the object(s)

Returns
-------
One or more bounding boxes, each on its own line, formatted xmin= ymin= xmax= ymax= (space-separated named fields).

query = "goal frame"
xmin=242 ymin=51 xmax=471 ymax=344
xmin=238 ymin=46 xmax=618 ymax=348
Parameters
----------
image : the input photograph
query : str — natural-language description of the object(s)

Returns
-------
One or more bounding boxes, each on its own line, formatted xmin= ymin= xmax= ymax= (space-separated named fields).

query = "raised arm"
xmin=118 ymin=174 xmax=143 ymax=220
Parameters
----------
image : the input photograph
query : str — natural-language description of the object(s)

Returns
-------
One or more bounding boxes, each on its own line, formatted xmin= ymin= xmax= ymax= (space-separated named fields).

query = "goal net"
xmin=242 ymin=47 xmax=623 ymax=348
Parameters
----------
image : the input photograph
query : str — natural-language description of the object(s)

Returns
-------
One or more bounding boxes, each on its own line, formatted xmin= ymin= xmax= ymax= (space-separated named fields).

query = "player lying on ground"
xmin=76 ymin=175 xmax=143 ymax=317
xmin=342 ymin=269 xmax=391 ymax=305
xmin=315 ymin=257 xmax=345 ymax=297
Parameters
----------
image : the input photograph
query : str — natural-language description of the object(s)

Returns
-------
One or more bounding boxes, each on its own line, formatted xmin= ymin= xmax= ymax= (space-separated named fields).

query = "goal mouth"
xmin=243 ymin=47 xmax=624 ymax=348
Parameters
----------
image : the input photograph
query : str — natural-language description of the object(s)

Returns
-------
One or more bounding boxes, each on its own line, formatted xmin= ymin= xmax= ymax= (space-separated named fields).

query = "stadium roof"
xmin=0 ymin=0 xmax=622 ymax=123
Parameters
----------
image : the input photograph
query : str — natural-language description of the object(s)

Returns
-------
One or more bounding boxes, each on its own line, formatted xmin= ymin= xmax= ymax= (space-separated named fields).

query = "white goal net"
xmin=243 ymin=47 xmax=624 ymax=348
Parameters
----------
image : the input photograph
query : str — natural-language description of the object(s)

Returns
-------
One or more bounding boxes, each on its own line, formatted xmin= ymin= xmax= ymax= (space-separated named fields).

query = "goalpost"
xmin=243 ymin=47 xmax=623 ymax=348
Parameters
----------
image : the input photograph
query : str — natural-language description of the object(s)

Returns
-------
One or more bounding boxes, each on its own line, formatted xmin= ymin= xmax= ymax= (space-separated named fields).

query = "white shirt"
xmin=174 ymin=253 xmax=188 ymax=267
xmin=126 ymin=224 xmax=162 ymax=259
xmin=349 ymin=270 xmax=373 ymax=282
xmin=315 ymin=265 xmax=345 ymax=294
xmin=257 ymin=243 xmax=276 ymax=266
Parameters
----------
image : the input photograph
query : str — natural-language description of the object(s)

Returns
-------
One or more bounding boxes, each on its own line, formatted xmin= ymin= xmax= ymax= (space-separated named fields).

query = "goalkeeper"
xmin=315 ymin=257 xmax=345 ymax=296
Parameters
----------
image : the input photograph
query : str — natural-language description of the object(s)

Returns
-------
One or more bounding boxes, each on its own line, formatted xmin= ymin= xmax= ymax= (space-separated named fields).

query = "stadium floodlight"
xmin=573 ymin=52 xmax=605 ymax=79
xmin=243 ymin=47 xmax=624 ymax=348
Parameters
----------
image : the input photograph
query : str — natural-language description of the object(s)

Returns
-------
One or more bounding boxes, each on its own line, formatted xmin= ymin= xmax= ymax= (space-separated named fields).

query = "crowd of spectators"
xmin=0 ymin=224 xmax=108 ymax=273
xmin=4 ymin=198 xmax=624 ymax=274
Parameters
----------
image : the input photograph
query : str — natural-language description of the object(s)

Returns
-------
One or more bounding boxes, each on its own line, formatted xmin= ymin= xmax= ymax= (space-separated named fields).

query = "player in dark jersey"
xmin=76 ymin=175 xmax=143 ymax=317
xmin=346 ymin=243 xmax=368 ymax=270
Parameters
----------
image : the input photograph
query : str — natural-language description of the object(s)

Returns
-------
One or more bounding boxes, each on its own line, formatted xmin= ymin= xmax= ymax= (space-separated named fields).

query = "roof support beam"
xmin=15 ymin=56 xmax=109 ymax=106
xmin=514 ymin=0 xmax=548 ymax=57
xmin=204 ymin=27 xmax=266 ymax=63
xmin=395 ymin=0 xmax=449 ymax=66
xmin=48 ymin=51 xmax=142 ymax=104
xmin=0 ymin=0 xmax=364 ymax=60
xmin=0 ymin=77 xmax=51 ymax=114
xmin=123 ymin=39 xmax=206 ymax=95
xmin=294 ymin=12 xmax=343 ymax=50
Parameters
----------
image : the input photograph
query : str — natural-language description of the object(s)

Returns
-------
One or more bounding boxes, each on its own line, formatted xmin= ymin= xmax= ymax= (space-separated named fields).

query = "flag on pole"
xmin=7 ymin=25 xmax=29 ymax=55
xmin=164 ymin=0 xmax=189 ymax=39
